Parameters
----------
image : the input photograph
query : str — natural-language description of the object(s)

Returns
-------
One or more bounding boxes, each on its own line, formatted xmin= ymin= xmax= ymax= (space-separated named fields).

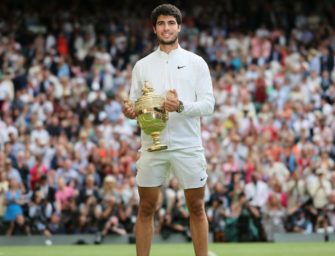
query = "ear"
xmin=153 ymin=26 xmax=157 ymax=34
xmin=177 ymin=24 xmax=181 ymax=32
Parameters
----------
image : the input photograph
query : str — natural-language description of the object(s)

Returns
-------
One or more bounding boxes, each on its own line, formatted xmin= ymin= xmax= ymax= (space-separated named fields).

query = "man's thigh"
xmin=170 ymin=147 xmax=208 ymax=189
xmin=136 ymin=151 xmax=171 ymax=187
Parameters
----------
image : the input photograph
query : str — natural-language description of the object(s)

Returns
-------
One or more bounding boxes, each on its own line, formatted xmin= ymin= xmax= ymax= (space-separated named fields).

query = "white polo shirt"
xmin=130 ymin=45 xmax=215 ymax=151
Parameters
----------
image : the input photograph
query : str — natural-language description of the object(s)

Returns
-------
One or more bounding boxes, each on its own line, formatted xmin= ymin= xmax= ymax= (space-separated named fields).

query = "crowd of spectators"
xmin=0 ymin=0 xmax=335 ymax=243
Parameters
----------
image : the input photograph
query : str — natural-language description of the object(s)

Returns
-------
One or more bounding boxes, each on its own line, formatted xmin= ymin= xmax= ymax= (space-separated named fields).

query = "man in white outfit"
xmin=123 ymin=4 xmax=214 ymax=256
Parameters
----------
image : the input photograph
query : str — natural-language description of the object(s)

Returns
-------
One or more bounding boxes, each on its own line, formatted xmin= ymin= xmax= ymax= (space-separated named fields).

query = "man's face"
xmin=153 ymin=15 xmax=180 ymax=45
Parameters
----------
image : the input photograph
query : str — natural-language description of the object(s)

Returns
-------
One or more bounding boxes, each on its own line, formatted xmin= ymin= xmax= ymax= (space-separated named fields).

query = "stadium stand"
xmin=0 ymin=0 xmax=334 ymax=244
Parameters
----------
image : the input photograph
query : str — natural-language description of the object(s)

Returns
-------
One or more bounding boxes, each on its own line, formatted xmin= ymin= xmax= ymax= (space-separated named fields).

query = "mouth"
xmin=158 ymin=33 xmax=177 ymax=45
xmin=161 ymin=33 xmax=172 ymax=38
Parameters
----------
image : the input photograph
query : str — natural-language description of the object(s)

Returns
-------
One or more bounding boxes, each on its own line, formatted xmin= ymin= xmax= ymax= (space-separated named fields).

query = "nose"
xmin=163 ymin=23 xmax=170 ymax=30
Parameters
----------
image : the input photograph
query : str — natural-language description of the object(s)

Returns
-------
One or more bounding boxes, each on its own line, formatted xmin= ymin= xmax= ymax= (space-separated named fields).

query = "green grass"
xmin=0 ymin=243 xmax=334 ymax=256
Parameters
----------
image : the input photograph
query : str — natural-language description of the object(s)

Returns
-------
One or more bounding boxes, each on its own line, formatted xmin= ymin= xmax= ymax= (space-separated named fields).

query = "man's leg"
xmin=184 ymin=186 xmax=208 ymax=256
xmin=136 ymin=186 xmax=161 ymax=256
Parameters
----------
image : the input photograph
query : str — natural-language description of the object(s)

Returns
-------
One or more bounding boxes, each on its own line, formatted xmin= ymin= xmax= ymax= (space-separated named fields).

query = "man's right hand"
xmin=123 ymin=99 xmax=137 ymax=119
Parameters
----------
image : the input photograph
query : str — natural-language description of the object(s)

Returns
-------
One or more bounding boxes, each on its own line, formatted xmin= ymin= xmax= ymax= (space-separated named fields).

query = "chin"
xmin=158 ymin=37 xmax=178 ymax=45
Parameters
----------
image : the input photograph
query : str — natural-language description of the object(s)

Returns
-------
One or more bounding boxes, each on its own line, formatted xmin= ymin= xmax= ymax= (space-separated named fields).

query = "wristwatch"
xmin=176 ymin=100 xmax=184 ymax=113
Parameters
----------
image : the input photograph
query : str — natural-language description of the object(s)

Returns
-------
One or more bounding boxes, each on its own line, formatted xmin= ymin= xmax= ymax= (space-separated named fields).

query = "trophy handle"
xmin=160 ymin=102 xmax=169 ymax=122
xmin=162 ymin=112 xmax=168 ymax=122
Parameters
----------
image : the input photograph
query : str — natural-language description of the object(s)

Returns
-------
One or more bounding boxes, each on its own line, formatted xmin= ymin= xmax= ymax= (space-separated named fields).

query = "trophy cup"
xmin=134 ymin=81 xmax=168 ymax=152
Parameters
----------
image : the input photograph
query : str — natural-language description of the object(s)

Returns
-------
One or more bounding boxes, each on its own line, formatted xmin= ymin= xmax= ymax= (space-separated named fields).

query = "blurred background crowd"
xmin=0 ymin=0 xmax=335 ymax=243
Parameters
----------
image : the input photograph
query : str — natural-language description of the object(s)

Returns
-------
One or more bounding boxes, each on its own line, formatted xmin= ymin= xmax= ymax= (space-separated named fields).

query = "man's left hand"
xmin=164 ymin=89 xmax=180 ymax=112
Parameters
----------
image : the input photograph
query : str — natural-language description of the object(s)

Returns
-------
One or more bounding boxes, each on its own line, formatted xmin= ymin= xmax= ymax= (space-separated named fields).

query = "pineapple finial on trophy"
xmin=142 ymin=81 xmax=154 ymax=95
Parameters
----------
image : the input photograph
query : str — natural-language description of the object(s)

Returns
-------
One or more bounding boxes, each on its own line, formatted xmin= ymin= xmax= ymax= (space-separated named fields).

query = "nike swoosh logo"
xmin=177 ymin=66 xmax=186 ymax=69
xmin=200 ymin=177 xmax=206 ymax=181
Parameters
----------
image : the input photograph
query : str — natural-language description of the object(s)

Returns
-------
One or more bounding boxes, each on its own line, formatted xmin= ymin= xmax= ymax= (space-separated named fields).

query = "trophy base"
xmin=147 ymin=144 xmax=168 ymax=152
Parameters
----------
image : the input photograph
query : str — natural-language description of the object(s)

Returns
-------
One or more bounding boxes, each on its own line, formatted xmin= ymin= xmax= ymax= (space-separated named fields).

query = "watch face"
xmin=177 ymin=101 xmax=184 ymax=113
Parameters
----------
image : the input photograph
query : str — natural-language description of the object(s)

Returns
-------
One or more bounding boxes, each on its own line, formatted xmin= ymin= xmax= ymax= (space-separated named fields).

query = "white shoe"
xmin=45 ymin=239 xmax=53 ymax=246
xmin=208 ymin=251 xmax=217 ymax=256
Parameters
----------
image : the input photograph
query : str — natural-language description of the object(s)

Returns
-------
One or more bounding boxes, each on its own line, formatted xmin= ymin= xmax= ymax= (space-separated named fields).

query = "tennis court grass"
xmin=0 ymin=242 xmax=334 ymax=256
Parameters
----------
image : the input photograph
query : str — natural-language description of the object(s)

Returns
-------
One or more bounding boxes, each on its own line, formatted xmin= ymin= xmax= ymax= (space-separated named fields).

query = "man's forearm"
xmin=181 ymin=96 xmax=214 ymax=117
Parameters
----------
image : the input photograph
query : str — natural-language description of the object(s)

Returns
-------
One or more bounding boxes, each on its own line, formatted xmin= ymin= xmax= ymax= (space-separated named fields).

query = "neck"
xmin=159 ymin=41 xmax=178 ymax=54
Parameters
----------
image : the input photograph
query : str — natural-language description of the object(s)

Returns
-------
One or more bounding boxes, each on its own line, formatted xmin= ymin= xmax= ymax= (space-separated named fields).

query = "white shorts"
xmin=136 ymin=147 xmax=208 ymax=189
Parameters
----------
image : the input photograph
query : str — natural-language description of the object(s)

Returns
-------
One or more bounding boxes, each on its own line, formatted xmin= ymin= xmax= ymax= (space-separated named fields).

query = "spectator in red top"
xmin=30 ymin=154 xmax=48 ymax=191
xmin=254 ymin=75 xmax=267 ymax=110
xmin=57 ymin=33 xmax=68 ymax=56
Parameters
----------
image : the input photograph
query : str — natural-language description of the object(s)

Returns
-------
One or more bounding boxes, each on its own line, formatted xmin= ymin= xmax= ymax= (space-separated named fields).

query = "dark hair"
xmin=151 ymin=4 xmax=182 ymax=26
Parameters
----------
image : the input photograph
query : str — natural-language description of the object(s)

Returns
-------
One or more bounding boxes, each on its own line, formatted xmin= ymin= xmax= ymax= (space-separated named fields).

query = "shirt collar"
xmin=156 ymin=44 xmax=182 ymax=58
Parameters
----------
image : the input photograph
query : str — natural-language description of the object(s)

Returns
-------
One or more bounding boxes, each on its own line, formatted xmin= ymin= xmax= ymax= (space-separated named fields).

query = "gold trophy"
xmin=134 ymin=81 xmax=168 ymax=152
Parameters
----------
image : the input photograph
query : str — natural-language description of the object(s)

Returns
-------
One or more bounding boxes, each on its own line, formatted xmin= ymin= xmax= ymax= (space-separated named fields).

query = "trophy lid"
xmin=142 ymin=81 xmax=154 ymax=95
xmin=135 ymin=81 xmax=165 ymax=112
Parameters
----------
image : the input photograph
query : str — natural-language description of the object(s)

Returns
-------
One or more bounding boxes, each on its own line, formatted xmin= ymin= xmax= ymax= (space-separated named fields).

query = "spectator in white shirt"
xmin=245 ymin=172 xmax=269 ymax=208
xmin=74 ymin=131 xmax=95 ymax=160
xmin=307 ymin=168 xmax=332 ymax=210
xmin=30 ymin=121 xmax=50 ymax=147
